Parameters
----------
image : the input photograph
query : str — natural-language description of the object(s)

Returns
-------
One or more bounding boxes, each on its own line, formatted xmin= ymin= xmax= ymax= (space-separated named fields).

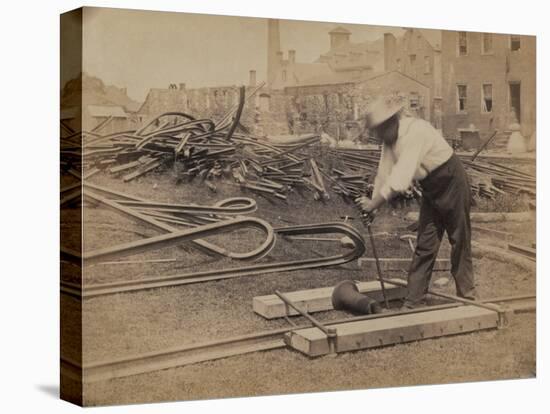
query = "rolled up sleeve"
xmin=372 ymin=145 xmax=394 ymax=199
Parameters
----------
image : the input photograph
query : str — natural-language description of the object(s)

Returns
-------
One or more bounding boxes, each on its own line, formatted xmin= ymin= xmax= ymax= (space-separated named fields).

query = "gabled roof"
xmin=286 ymin=69 xmax=430 ymax=90
xmin=360 ymin=70 xmax=430 ymax=89
xmin=124 ymin=101 xmax=142 ymax=113
xmin=289 ymin=71 xmax=360 ymax=88
xmin=87 ymin=105 xmax=128 ymax=118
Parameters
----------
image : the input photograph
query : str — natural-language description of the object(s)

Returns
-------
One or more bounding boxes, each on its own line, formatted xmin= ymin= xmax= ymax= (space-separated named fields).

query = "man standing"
xmin=357 ymin=98 xmax=476 ymax=309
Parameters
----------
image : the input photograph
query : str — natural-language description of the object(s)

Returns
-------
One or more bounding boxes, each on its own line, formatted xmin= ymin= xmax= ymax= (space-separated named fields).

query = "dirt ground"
xmin=61 ymin=162 xmax=536 ymax=406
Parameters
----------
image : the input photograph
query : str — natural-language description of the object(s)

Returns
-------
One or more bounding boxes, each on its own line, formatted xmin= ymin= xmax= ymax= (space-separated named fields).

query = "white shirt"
xmin=373 ymin=116 xmax=453 ymax=200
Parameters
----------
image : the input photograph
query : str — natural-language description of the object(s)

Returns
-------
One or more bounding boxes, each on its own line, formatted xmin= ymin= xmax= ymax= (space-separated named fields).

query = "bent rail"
xmin=61 ymin=222 xmax=365 ymax=298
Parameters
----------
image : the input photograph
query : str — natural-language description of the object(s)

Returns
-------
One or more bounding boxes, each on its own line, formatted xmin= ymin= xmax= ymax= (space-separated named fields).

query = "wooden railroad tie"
xmin=285 ymin=305 xmax=500 ymax=357
xmin=253 ymin=279 xmax=407 ymax=319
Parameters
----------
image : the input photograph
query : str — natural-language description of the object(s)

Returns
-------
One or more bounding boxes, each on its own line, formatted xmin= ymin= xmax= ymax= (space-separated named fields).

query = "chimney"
xmin=384 ymin=33 xmax=397 ymax=72
xmin=179 ymin=83 xmax=186 ymax=90
xmin=288 ymin=49 xmax=296 ymax=63
xmin=249 ymin=70 xmax=257 ymax=87
xmin=276 ymin=51 xmax=284 ymax=63
xmin=267 ymin=19 xmax=281 ymax=88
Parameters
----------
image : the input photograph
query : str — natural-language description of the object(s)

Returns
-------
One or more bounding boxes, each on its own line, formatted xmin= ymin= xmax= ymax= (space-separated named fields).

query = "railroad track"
xmin=61 ymin=294 xmax=535 ymax=384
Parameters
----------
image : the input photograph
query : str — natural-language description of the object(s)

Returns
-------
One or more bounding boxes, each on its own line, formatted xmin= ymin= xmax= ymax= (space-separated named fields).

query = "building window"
xmin=458 ymin=32 xmax=468 ymax=56
xmin=282 ymin=70 xmax=287 ymax=81
xmin=482 ymin=33 xmax=493 ymax=54
xmin=396 ymin=58 xmax=402 ymax=71
xmin=457 ymin=84 xmax=467 ymax=112
xmin=409 ymin=54 xmax=417 ymax=76
xmin=510 ymin=35 xmax=521 ymax=51
xmin=409 ymin=93 xmax=420 ymax=110
xmin=424 ymin=56 xmax=430 ymax=73
xmin=481 ymin=83 xmax=493 ymax=113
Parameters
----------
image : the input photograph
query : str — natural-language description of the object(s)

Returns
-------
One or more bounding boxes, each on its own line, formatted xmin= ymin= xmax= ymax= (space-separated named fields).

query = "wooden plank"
xmin=253 ymin=279 xmax=407 ymax=319
xmin=358 ymin=257 xmax=450 ymax=271
xmin=508 ymin=243 xmax=536 ymax=260
xmin=286 ymin=305 xmax=499 ymax=357
xmin=472 ymin=225 xmax=513 ymax=241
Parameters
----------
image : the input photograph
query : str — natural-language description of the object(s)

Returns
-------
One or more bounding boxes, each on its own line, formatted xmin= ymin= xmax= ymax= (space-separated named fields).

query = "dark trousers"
xmin=405 ymin=154 xmax=476 ymax=305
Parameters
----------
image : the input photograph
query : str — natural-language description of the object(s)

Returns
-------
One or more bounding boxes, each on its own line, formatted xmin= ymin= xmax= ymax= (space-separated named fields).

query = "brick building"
xmin=267 ymin=20 xmax=384 ymax=90
xmin=316 ymin=26 xmax=384 ymax=76
xmin=440 ymin=30 xmax=536 ymax=143
xmin=384 ymin=28 xmax=443 ymax=127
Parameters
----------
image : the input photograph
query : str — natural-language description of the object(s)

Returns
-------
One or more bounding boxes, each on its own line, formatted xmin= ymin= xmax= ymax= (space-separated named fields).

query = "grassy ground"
xmin=61 ymin=164 xmax=536 ymax=406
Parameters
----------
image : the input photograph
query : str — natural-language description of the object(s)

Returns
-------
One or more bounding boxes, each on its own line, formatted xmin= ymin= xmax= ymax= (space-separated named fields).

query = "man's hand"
xmin=355 ymin=196 xmax=377 ymax=226
xmin=360 ymin=210 xmax=376 ymax=226
xmin=355 ymin=196 xmax=377 ymax=213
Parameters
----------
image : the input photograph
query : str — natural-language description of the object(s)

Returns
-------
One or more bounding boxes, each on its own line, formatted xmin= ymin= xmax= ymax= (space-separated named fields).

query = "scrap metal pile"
xmin=61 ymin=83 xmax=535 ymax=204
xmin=461 ymin=157 xmax=535 ymax=199
xmin=62 ymin=85 xmax=340 ymax=203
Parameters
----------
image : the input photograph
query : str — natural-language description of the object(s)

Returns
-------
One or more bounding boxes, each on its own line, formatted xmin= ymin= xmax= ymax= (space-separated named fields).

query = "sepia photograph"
xmin=58 ymin=4 xmax=536 ymax=407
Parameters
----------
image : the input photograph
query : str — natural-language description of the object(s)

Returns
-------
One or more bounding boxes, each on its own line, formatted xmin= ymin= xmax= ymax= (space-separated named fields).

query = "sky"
xmin=77 ymin=7 xmax=404 ymax=102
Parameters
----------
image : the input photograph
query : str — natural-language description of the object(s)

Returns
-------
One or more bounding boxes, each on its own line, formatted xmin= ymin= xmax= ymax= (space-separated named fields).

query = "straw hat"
xmin=365 ymin=97 xmax=404 ymax=129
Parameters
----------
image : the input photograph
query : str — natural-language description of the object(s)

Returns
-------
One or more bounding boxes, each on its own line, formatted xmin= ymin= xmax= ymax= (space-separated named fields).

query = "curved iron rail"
xmin=61 ymin=222 xmax=365 ymax=298
xmin=136 ymin=118 xmax=216 ymax=151
xmin=81 ymin=215 xmax=275 ymax=266
xmin=81 ymin=186 xmax=269 ymax=261
xmin=136 ymin=112 xmax=196 ymax=137
xmin=84 ymin=182 xmax=257 ymax=215
xmin=223 ymin=86 xmax=245 ymax=141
